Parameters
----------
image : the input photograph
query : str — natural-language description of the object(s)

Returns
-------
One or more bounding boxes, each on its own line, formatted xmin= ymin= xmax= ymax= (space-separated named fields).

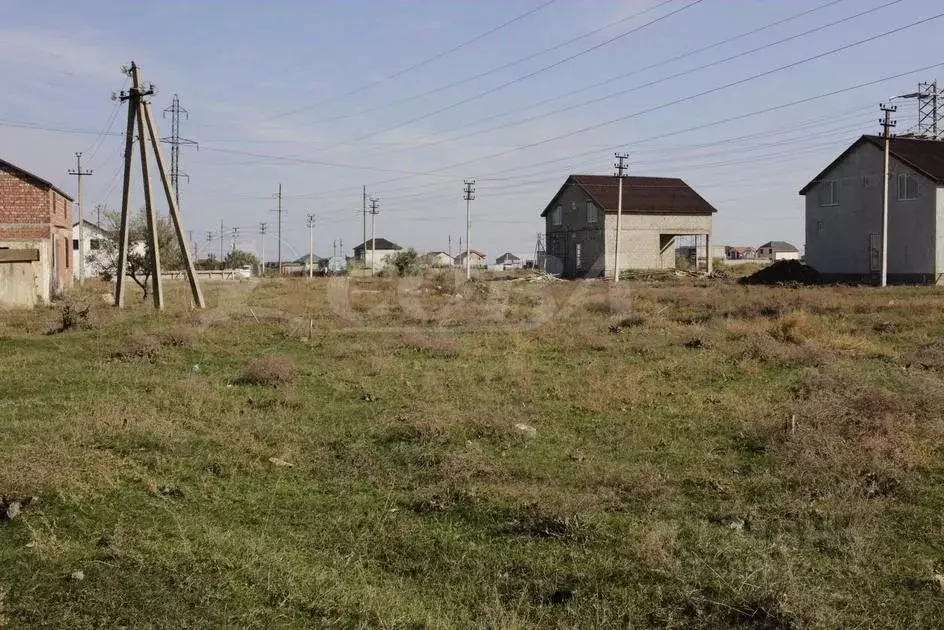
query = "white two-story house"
xmin=801 ymin=135 xmax=944 ymax=284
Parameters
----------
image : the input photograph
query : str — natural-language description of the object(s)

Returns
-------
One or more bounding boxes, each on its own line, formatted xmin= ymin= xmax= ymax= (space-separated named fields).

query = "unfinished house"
xmin=541 ymin=174 xmax=717 ymax=278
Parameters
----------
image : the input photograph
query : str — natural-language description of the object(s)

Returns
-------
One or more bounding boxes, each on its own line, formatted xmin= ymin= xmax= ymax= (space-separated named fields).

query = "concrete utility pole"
xmin=273 ymin=184 xmax=283 ymax=273
xmin=232 ymin=226 xmax=239 ymax=260
xmin=463 ymin=179 xmax=475 ymax=280
xmin=306 ymin=212 xmax=316 ymax=278
xmin=448 ymin=234 xmax=452 ymax=257
xmin=368 ymin=197 xmax=379 ymax=275
xmin=114 ymin=61 xmax=204 ymax=310
xmin=259 ymin=222 xmax=267 ymax=276
xmin=880 ymin=104 xmax=897 ymax=287
xmin=68 ymin=152 xmax=93 ymax=284
xmin=613 ymin=153 xmax=629 ymax=283
xmin=219 ymin=219 xmax=225 ymax=267
xmin=362 ymin=185 xmax=367 ymax=262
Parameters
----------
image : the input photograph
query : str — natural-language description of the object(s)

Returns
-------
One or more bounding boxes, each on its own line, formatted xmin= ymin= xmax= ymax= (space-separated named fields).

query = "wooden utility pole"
xmin=463 ymin=179 xmax=475 ymax=280
xmin=613 ymin=153 xmax=629 ymax=283
xmin=306 ymin=213 xmax=316 ymax=278
xmin=114 ymin=61 xmax=204 ymax=309
xmin=68 ymin=152 xmax=93 ymax=284
xmin=880 ymin=104 xmax=897 ymax=287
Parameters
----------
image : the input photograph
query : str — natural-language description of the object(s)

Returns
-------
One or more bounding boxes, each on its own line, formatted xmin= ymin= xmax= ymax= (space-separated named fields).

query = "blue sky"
xmin=1 ymin=0 xmax=942 ymax=261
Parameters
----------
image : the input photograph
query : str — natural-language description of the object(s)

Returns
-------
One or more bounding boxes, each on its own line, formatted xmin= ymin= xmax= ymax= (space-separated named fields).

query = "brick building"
xmin=0 ymin=158 xmax=74 ymax=307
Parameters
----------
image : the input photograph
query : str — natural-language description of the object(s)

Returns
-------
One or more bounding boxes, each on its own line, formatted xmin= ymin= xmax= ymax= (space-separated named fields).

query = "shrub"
xmin=240 ymin=355 xmax=296 ymax=387
xmin=50 ymin=298 xmax=92 ymax=334
xmin=388 ymin=249 xmax=421 ymax=276
xmin=112 ymin=331 xmax=162 ymax=361
xmin=163 ymin=326 xmax=198 ymax=347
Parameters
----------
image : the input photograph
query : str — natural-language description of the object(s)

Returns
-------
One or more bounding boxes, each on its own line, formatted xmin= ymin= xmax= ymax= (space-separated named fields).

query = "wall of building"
xmin=0 ymin=165 xmax=74 ymax=299
xmin=603 ymin=213 xmax=713 ymax=274
xmin=0 ymin=239 xmax=52 ymax=308
xmin=544 ymin=182 xmax=605 ymax=276
xmin=805 ymin=142 xmax=937 ymax=280
xmin=72 ymin=224 xmax=113 ymax=280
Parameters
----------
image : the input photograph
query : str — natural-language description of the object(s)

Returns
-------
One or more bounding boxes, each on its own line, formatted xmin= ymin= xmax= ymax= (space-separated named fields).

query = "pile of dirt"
xmin=739 ymin=260 xmax=822 ymax=285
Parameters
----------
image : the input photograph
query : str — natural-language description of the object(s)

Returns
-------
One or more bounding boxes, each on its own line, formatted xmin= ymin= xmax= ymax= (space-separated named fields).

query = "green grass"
xmin=1 ymin=276 xmax=944 ymax=628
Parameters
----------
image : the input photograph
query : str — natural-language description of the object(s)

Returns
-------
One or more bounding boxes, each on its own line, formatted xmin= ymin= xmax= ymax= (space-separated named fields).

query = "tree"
xmin=224 ymin=248 xmax=259 ymax=269
xmin=195 ymin=254 xmax=219 ymax=271
xmin=96 ymin=209 xmax=184 ymax=300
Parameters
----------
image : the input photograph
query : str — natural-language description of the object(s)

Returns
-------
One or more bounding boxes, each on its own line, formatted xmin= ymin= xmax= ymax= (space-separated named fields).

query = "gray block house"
xmin=801 ymin=135 xmax=944 ymax=284
xmin=541 ymin=175 xmax=717 ymax=278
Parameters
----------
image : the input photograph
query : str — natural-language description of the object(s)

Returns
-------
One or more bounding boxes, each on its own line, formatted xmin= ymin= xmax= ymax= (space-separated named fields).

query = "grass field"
xmin=1 ymin=273 xmax=943 ymax=628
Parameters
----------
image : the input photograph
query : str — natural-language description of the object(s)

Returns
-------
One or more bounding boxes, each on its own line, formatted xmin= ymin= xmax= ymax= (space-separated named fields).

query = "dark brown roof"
xmin=353 ymin=238 xmax=401 ymax=251
xmin=799 ymin=135 xmax=944 ymax=195
xmin=0 ymin=157 xmax=74 ymax=201
xmin=541 ymin=175 xmax=717 ymax=217
xmin=758 ymin=241 xmax=798 ymax=252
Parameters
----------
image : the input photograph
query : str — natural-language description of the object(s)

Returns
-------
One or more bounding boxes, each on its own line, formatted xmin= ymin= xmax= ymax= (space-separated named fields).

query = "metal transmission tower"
xmin=463 ymin=179 xmax=475 ymax=280
xmin=161 ymin=95 xmax=198 ymax=209
xmin=894 ymin=81 xmax=944 ymax=139
xmin=113 ymin=62 xmax=204 ymax=310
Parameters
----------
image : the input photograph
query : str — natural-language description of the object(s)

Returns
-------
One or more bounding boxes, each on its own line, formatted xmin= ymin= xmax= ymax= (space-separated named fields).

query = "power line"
xmin=268 ymin=0 xmax=562 ymax=121
xmin=282 ymin=0 xmax=678 ymax=129
xmin=312 ymin=0 xmax=706 ymax=152
xmin=384 ymin=0 xmax=900 ymax=157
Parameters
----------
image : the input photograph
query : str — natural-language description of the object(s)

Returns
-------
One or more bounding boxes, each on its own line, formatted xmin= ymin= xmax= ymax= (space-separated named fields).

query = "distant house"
xmin=801 ymin=135 xmax=944 ymax=283
xmin=72 ymin=219 xmax=112 ymax=280
xmin=756 ymin=241 xmax=800 ymax=261
xmin=1 ymin=158 xmax=74 ymax=307
xmin=541 ymin=174 xmax=717 ymax=278
xmin=423 ymin=251 xmax=454 ymax=267
xmin=726 ymin=246 xmax=756 ymax=260
xmin=455 ymin=249 xmax=487 ymax=268
xmin=353 ymin=238 xmax=403 ymax=272
xmin=495 ymin=252 xmax=522 ymax=268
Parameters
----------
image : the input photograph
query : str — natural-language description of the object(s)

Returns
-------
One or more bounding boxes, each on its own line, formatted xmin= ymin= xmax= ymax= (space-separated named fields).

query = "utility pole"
xmin=306 ymin=212 xmax=316 ymax=278
xmin=880 ymin=104 xmax=897 ymax=287
xmin=232 ymin=226 xmax=239 ymax=259
xmin=362 ymin=185 xmax=367 ymax=263
xmin=463 ymin=179 xmax=475 ymax=280
xmin=259 ymin=222 xmax=267 ymax=277
xmin=220 ymin=219 xmax=225 ymax=267
xmin=613 ymin=153 xmax=629 ymax=283
xmin=273 ymin=184 xmax=283 ymax=273
xmin=368 ymin=197 xmax=379 ymax=274
xmin=448 ymin=234 xmax=452 ymax=257
xmin=68 ymin=152 xmax=93 ymax=285
xmin=161 ymin=94 xmax=197 ymax=210
xmin=113 ymin=61 xmax=204 ymax=310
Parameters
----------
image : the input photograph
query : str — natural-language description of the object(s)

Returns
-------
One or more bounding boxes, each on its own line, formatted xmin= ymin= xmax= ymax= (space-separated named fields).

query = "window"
xmin=552 ymin=205 xmax=562 ymax=226
xmin=897 ymin=173 xmax=918 ymax=200
xmin=65 ymin=236 xmax=71 ymax=269
xmin=73 ymin=239 xmax=79 ymax=250
xmin=819 ymin=180 xmax=840 ymax=206
xmin=575 ymin=243 xmax=582 ymax=269
xmin=570 ymin=201 xmax=577 ymax=211
xmin=587 ymin=202 xmax=597 ymax=224
xmin=816 ymin=221 xmax=824 ymax=234
xmin=869 ymin=234 xmax=881 ymax=272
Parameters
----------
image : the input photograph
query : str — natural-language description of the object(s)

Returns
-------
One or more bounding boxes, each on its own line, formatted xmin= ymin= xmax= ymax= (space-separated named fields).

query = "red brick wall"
xmin=0 ymin=164 xmax=74 ymax=294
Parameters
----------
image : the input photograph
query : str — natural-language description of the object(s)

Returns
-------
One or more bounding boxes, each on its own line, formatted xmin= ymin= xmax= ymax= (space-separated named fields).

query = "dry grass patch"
xmin=163 ymin=325 xmax=198 ymax=347
xmin=239 ymin=354 xmax=297 ymax=387
xmin=111 ymin=331 xmax=163 ymax=361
